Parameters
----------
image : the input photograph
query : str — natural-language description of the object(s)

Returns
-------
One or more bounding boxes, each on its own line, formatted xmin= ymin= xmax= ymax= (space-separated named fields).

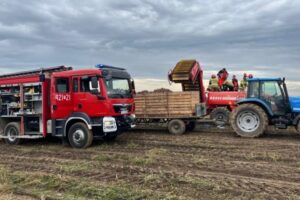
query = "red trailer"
xmin=0 ymin=65 xmax=135 ymax=148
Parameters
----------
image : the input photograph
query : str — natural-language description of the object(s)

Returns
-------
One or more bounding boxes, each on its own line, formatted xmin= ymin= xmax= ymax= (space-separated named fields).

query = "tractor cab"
xmin=247 ymin=78 xmax=290 ymax=116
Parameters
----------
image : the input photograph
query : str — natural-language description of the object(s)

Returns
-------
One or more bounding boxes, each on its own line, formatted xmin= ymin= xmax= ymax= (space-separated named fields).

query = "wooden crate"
xmin=135 ymin=91 xmax=199 ymax=118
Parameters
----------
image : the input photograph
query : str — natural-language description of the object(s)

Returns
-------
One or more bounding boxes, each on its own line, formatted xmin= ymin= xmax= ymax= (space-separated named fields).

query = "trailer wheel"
xmin=4 ymin=122 xmax=22 ymax=145
xmin=210 ymin=107 xmax=230 ymax=126
xmin=168 ymin=119 xmax=186 ymax=135
xmin=68 ymin=122 xmax=93 ymax=149
xmin=230 ymin=104 xmax=268 ymax=138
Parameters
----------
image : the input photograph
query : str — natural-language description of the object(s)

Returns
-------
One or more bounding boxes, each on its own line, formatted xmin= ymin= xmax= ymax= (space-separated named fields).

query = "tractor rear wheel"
xmin=210 ymin=107 xmax=230 ymax=126
xmin=168 ymin=119 xmax=186 ymax=135
xmin=230 ymin=104 xmax=268 ymax=138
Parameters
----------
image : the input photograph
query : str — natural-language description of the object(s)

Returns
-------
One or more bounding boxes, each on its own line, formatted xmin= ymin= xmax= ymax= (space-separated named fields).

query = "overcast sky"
xmin=0 ymin=0 xmax=299 ymax=93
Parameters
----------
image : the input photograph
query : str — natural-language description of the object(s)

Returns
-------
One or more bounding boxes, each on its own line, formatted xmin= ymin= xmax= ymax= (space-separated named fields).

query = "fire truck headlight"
xmin=103 ymin=117 xmax=117 ymax=133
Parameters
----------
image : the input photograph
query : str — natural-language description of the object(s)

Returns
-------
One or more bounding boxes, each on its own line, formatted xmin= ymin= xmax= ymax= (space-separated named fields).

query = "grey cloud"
xmin=0 ymin=0 xmax=299 ymax=81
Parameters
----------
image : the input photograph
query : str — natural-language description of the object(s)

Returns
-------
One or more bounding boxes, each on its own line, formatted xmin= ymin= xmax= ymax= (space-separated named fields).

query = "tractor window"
xmin=261 ymin=81 xmax=285 ymax=114
xmin=248 ymin=82 xmax=259 ymax=98
xmin=56 ymin=78 xmax=69 ymax=93
xmin=261 ymin=81 xmax=282 ymax=97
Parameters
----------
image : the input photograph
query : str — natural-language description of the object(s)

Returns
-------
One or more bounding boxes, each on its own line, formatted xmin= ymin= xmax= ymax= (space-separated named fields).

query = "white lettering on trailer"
xmin=55 ymin=94 xmax=71 ymax=101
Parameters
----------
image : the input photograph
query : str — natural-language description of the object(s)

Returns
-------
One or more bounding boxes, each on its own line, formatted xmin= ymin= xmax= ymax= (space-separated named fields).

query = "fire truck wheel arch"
xmin=64 ymin=112 xmax=93 ymax=136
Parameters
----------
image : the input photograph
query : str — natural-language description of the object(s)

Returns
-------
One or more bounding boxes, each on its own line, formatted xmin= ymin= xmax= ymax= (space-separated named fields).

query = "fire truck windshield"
xmin=105 ymin=78 xmax=131 ymax=99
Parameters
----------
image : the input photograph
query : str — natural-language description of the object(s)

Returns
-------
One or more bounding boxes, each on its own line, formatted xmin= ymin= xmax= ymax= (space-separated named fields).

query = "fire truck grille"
xmin=113 ymin=104 xmax=132 ymax=114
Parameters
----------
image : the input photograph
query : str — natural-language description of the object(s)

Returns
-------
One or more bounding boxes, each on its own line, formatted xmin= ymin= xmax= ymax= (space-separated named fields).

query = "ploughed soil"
xmin=0 ymin=125 xmax=300 ymax=200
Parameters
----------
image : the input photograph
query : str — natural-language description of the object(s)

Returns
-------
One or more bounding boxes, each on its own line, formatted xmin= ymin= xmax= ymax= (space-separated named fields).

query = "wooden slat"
xmin=135 ymin=91 xmax=199 ymax=118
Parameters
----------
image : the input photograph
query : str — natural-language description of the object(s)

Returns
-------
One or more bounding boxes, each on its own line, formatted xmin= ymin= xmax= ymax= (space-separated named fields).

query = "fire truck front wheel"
xmin=68 ymin=122 xmax=93 ymax=149
xmin=4 ymin=122 xmax=22 ymax=145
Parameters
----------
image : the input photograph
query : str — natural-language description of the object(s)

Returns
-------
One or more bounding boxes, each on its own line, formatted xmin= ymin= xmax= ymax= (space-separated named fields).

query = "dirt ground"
xmin=0 ymin=126 xmax=300 ymax=200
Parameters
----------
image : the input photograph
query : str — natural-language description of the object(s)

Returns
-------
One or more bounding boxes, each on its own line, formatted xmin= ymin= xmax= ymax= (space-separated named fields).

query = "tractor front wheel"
xmin=230 ymin=104 xmax=268 ymax=138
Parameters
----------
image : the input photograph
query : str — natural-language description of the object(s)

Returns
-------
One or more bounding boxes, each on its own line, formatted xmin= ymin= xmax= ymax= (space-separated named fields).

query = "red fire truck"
xmin=0 ymin=65 xmax=135 ymax=148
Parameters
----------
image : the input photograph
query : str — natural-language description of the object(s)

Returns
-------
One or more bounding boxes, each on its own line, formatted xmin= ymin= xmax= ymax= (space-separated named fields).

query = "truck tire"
xmin=68 ymin=122 xmax=93 ymax=149
xmin=210 ymin=107 xmax=230 ymax=126
xmin=230 ymin=104 xmax=268 ymax=138
xmin=168 ymin=119 xmax=186 ymax=135
xmin=4 ymin=122 xmax=22 ymax=145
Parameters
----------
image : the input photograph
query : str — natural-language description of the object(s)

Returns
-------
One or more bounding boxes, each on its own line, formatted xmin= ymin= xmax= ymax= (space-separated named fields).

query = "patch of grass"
xmin=244 ymin=152 xmax=282 ymax=162
xmin=92 ymin=154 xmax=114 ymax=162
xmin=129 ymin=148 xmax=167 ymax=166
xmin=192 ymin=156 xmax=209 ymax=165
xmin=175 ymin=176 xmax=215 ymax=191
xmin=127 ymin=141 xmax=140 ymax=149
xmin=289 ymin=194 xmax=300 ymax=200
xmin=0 ymin=165 xmax=167 ymax=200
xmin=58 ymin=160 xmax=95 ymax=174
xmin=143 ymin=174 xmax=162 ymax=184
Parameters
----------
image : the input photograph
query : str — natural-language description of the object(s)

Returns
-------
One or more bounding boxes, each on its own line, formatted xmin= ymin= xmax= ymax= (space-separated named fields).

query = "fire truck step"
xmin=0 ymin=135 xmax=43 ymax=139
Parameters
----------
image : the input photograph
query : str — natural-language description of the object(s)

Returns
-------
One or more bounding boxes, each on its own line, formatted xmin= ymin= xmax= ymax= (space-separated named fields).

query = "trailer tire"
xmin=68 ymin=122 xmax=93 ymax=149
xmin=230 ymin=104 xmax=268 ymax=138
xmin=210 ymin=107 xmax=230 ymax=126
xmin=168 ymin=119 xmax=186 ymax=135
xmin=4 ymin=122 xmax=22 ymax=145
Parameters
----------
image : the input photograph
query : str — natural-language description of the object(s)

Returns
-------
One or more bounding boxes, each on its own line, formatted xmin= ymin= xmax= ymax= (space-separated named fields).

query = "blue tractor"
xmin=230 ymin=78 xmax=300 ymax=137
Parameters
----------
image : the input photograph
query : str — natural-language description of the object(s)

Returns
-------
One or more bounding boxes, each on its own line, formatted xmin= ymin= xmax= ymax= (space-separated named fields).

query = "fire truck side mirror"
xmin=39 ymin=74 xmax=46 ymax=82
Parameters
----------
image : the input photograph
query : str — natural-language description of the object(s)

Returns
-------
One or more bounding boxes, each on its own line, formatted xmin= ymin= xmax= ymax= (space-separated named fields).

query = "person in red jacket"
xmin=232 ymin=75 xmax=239 ymax=91
xmin=217 ymin=68 xmax=229 ymax=89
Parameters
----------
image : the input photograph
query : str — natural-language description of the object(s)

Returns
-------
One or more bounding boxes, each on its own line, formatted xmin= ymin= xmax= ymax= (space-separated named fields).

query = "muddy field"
xmin=0 ymin=126 xmax=300 ymax=200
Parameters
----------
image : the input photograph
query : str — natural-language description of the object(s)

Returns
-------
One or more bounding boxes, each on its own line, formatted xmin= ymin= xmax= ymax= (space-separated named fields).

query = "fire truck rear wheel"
xmin=168 ymin=119 xmax=186 ymax=135
xmin=68 ymin=122 xmax=93 ymax=149
xmin=4 ymin=122 xmax=22 ymax=145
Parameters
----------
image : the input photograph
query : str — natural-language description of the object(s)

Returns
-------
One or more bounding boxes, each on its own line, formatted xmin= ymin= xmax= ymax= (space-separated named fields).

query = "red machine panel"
xmin=207 ymin=91 xmax=246 ymax=110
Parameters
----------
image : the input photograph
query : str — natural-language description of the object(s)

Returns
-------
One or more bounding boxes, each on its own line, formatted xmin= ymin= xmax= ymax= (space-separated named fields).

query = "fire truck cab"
xmin=0 ymin=65 xmax=135 ymax=148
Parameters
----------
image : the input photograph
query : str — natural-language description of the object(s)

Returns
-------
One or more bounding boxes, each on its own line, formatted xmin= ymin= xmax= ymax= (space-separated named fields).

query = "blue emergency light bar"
xmin=95 ymin=64 xmax=125 ymax=71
